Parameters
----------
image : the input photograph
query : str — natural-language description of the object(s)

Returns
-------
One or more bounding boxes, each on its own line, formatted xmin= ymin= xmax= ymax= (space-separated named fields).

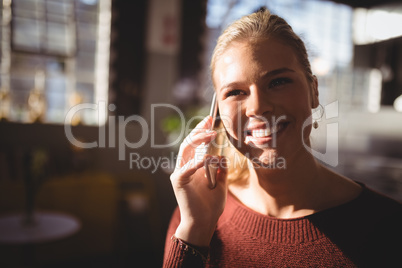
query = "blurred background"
xmin=0 ymin=0 xmax=401 ymax=267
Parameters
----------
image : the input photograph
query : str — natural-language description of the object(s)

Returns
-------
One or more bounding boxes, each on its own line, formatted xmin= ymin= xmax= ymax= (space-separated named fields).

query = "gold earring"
xmin=312 ymin=104 xmax=323 ymax=129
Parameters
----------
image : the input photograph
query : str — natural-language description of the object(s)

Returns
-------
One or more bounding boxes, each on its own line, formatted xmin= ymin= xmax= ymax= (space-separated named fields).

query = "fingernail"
xmin=205 ymin=163 xmax=218 ymax=189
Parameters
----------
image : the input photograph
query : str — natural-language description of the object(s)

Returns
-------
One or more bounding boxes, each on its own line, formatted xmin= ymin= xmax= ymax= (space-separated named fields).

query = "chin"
xmin=245 ymin=148 xmax=287 ymax=170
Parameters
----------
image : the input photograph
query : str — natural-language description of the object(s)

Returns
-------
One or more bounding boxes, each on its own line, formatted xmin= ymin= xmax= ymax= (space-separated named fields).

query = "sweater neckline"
xmin=223 ymin=183 xmax=367 ymax=243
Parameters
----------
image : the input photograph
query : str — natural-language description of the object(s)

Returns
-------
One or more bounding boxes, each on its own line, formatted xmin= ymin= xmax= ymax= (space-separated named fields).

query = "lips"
xmin=244 ymin=122 xmax=289 ymax=145
xmin=245 ymin=122 xmax=289 ymax=138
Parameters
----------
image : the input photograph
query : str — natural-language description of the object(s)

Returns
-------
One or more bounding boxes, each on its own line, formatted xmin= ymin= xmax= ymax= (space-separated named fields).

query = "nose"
xmin=245 ymin=85 xmax=274 ymax=117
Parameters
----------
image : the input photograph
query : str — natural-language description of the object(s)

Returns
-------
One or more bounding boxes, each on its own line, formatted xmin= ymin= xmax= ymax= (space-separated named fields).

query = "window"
xmin=0 ymin=0 xmax=111 ymax=125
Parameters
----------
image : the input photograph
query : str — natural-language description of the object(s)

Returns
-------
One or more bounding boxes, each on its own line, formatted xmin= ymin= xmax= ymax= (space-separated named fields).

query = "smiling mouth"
xmin=245 ymin=122 xmax=289 ymax=139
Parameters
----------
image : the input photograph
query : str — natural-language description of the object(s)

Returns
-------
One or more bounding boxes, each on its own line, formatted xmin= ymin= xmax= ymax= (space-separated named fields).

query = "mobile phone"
xmin=205 ymin=93 xmax=219 ymax=189
xmin=209 ymin=92 xmax=218 ymax=132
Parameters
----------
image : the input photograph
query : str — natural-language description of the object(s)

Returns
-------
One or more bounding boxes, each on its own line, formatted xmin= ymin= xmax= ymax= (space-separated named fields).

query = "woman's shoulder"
xmin=355 ymin=182 xmax=402 ymax=215
xmin=349 ymin=183 xmax=402 ymax=266
xmin=310 ymin=181 xmax=402 ymax=232
xmin=319 ymin=166 xmax=401 ymax=217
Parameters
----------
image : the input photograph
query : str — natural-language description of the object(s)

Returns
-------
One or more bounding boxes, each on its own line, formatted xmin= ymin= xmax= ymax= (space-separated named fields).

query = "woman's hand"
xmin=170 ymin=116 xmax=228 ymax=247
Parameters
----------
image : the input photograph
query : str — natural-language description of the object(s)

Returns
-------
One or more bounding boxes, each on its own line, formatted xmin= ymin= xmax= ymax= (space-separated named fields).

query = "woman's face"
xmin=213 ymin=38 xmax=318 ymax=167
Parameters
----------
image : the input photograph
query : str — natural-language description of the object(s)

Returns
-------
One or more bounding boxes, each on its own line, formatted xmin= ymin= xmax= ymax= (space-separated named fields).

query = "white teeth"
xmin=251 ymin=129 xmax=271 ymax=138
xmin=250 ymin=125 xmax=281 ymax=138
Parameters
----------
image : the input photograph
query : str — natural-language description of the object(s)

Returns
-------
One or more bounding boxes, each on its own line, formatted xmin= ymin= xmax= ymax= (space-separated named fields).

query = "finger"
xmin=171 ymin=156 xmax=207 ymax=185
xmin=179 ymin=116 xmax=215 ymax=152
xmin=216 ymin=156 xmax=228 ymax=182
xmin=180 ymin=156 xmax=206 ymax=176
xmin=175 ymin=116 xmax=215 ymax=167
xmin=204 ymin=156 xmax=220 ymax=189
xmin=204 ymin=156 xmax=227 ymax=179
xmin=178 ymin=116 xmax=212 ymax=153
xmin=188 ymin=116 xmax=213 ymax=136
xmin=177 ymin=131 xmax=216 ymax=167
xmin=185 ymin=130 xmax=217 ymax=149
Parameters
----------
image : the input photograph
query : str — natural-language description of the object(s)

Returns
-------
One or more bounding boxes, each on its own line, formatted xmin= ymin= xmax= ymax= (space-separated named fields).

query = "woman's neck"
xmin=228 ymin=150 xmax=361 ymax=219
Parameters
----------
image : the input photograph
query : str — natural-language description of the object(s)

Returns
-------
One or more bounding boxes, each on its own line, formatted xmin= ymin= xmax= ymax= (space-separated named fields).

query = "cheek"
xmin=219 ymin=103 xmax=241 ymax=138
xmin=285 ymin=90 xmax=312 ymax=118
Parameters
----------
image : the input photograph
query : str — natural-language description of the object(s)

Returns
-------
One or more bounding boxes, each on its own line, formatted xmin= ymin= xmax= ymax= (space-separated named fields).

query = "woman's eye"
xmin=226 ymin=89 xmax=244 ymax=97
xmin=269 ymin=77 xmax=292 ymax=88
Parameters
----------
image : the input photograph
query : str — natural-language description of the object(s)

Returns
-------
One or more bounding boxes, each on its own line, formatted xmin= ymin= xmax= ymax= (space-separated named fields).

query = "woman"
xmin=164 ymin=9 xmax=402 ymax=267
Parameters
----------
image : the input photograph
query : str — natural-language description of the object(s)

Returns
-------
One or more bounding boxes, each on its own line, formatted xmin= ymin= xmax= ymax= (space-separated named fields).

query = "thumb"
xmin=216 ymin=156 xmax=228 ymax=184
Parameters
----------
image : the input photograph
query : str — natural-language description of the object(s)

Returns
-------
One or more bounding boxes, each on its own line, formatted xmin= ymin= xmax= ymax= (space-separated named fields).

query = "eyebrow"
xmin=219 ymin=67 xmax=295 ymax=92
xmin=262 ymin=67 xmax=295 ymax=78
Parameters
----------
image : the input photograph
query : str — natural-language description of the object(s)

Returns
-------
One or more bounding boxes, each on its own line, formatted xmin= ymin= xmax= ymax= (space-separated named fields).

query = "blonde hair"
xmin=211 ymin=8 xmax=313 ymax=83
xmin=209 ymin=122 xmax=250 ymax=184
xmin=210 ymin=8 xmax=314 ymax=184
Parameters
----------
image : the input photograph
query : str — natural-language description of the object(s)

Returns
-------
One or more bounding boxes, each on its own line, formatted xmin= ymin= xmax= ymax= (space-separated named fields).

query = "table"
xmin=0 ymin=211 xmax=81 ymax=266
xmin=0 ymin=211 xmax=80 ymax=244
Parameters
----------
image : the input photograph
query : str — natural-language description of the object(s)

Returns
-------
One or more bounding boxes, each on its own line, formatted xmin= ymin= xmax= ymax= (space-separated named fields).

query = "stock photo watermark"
xmin=128 ymin=151 xmax=286 ymax=174
xmin=64 ymin=100 xmax=339 ymax=173
xmin=302 ymin=101 xmax=339 ymax=167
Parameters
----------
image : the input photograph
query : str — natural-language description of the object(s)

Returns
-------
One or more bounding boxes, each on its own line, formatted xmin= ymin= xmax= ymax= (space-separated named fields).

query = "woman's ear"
xmin=311 ymin=75 xmax=319 ymax=108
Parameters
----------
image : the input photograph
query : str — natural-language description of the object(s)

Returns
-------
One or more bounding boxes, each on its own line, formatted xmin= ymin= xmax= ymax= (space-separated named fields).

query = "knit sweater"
xmin=163 ymin=183 xmax=402 ymax=267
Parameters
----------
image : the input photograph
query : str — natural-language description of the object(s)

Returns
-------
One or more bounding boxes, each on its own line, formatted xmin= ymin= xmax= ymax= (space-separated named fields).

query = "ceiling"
xmin=330 ymin=0 xmax=402 ymax=8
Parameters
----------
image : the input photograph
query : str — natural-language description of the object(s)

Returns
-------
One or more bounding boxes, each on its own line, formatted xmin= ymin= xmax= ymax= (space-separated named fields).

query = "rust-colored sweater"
xmin=164 ymin=184 xmax=402 ymax=267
